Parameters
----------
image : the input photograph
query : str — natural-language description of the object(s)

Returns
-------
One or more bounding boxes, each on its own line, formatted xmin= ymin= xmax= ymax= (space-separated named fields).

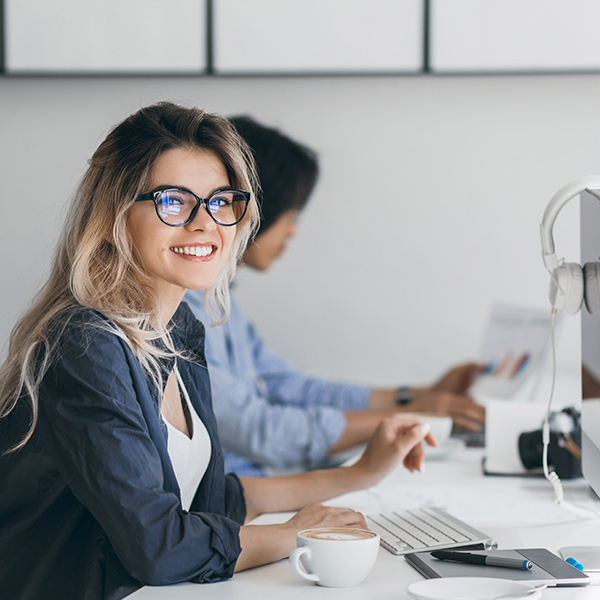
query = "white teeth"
xmin=172 ymin=246 xmax=213 ymax=256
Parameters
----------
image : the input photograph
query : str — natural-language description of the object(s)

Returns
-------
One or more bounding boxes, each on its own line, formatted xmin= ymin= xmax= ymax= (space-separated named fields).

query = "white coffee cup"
xmin=289 ymin=527 xmax=380 ymax=587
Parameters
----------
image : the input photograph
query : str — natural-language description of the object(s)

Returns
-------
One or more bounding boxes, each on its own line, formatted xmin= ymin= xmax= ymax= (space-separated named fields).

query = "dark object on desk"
xmin=481 ymin=456 xmax=545 ymax=478
xmin=451 ymin=424 xmax=485 ymax=448
xmin=431 ymin=550 xmax=532 ymax=571
xmin=518 ymin=407 xmax=582 ymax=479
xmin=405 ymin=548 xmax=590 ymax=587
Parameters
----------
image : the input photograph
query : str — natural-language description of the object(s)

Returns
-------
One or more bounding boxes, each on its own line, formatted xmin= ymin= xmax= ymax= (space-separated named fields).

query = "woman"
xmin=0 ymin=102 xmax=434 ymax=600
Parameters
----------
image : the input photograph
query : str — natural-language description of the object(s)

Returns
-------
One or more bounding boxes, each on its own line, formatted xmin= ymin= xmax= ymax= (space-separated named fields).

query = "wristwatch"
xmin=395 ymin=386 xmax=413 ymax=406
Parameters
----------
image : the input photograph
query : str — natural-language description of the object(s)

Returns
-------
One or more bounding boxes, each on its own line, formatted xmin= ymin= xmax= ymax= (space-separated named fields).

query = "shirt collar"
xmin=169 ymin=301 xmax=206 ymax=364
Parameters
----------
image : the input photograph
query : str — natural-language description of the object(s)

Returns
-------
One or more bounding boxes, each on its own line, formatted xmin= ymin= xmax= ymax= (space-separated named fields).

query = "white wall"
xmin=0 ymin=74 xmax=592 ymax=391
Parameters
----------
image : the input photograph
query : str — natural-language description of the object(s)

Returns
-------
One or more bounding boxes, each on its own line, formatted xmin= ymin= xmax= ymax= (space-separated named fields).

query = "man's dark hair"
xmin=229 ymin=115 xmax=319 ymax=235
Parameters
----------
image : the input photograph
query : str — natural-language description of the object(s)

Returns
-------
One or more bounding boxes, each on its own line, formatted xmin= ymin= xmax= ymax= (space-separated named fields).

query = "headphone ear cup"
xmin=584 ymin=262 xmax=600 ymax=315
xmin=549 ymin=262 xmax=584 ymax=315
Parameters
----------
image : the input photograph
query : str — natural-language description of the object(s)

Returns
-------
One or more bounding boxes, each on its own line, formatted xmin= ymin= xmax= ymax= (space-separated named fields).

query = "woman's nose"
xmin=187 ymin=203 xmax=217 ymax=231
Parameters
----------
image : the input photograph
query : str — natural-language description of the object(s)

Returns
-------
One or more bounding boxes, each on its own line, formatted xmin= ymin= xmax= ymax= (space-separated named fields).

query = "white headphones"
xmin=540 ymin=176 xmax=600 ymax=315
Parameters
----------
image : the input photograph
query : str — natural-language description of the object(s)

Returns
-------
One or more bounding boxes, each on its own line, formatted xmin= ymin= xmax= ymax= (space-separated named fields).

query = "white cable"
xmin=543 ymin=309 xmax=599 ymax=519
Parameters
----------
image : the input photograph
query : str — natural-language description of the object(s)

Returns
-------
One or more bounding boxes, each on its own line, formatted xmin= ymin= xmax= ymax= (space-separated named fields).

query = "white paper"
xmin=470 ymin=304 xmax=554 ymax=399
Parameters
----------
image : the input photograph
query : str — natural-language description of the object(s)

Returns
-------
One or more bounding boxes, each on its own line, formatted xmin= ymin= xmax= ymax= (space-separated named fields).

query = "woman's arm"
xmin=235 ymin=415 xmax=434 ymax=571
xmin=328 ymin=408 xmax=397 ymax=453
xmin=243 ymin=415 xmax=432 ymax=515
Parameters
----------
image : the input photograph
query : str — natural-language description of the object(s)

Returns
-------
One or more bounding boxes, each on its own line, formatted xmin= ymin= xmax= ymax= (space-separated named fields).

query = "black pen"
xmin=431 ymin=550 xmax=533 ymax=571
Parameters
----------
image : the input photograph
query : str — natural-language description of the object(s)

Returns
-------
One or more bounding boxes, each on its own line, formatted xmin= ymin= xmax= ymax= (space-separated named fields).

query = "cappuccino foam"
xmin=301 ymin=528 xmax=377 ymax=541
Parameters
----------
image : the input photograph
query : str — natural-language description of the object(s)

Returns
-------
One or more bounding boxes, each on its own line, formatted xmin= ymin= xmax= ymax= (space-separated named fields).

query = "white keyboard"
xmin=366 ymin=506 xmax=496 ymax=555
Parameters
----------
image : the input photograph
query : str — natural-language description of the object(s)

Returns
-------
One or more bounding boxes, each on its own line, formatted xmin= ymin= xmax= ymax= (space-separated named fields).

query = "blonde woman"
xmin=0 ymin=102 xmax=434 ymax=600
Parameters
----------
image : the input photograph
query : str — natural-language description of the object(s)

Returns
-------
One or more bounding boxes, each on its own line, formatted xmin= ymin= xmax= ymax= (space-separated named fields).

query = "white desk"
xmin=130 ymin=447 xmax=600 ymax=599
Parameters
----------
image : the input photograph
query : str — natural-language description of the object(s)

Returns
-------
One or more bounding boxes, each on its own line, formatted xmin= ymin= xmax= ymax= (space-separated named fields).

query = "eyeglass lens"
xmin=156 ymin=189 xmax=247 ymax=226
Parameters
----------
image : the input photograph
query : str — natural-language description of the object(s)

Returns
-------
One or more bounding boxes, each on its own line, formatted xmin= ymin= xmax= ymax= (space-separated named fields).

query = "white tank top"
xmin=163 ymin=367 xmax=212 ymax=511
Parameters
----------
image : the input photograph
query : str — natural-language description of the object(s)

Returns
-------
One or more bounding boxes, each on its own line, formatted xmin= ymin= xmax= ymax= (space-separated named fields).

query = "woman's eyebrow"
xmin=149 ymin=184 xmax=234 ymax=196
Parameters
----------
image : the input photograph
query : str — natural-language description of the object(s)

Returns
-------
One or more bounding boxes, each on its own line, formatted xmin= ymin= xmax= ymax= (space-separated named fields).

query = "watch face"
xmin=396 ymin=387 xmax=412 ymax=405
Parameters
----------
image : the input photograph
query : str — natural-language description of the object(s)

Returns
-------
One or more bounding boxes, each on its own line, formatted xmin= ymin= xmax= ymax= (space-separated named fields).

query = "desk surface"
xmin=130 ymin=448 xmax=600 ymax=599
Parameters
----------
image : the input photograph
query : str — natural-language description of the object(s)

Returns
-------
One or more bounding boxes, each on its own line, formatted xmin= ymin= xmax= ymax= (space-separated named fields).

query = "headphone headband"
xmin=540 ymin=176 xmax=600 ymax=272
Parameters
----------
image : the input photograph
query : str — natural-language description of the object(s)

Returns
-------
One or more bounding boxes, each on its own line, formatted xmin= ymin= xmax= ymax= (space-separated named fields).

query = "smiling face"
xmin=127 ymin=147 xmax=236 ymax=318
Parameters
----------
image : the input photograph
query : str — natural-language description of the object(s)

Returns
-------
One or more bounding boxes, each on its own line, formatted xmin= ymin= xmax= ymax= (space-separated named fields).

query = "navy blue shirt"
xmin=0 ymin=303 xmax=246 ymax=600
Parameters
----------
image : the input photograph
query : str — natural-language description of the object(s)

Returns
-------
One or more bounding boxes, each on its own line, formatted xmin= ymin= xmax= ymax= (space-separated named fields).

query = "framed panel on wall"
xmin=5 ymin=0 xmax=207 ymax=74
xmin=213 ymin=0 xmax=424 ymax=75
xmin=430 ymin=0 xmax=600 ymax=73
xmin=0 ymin=1 xmax=4 ymax=73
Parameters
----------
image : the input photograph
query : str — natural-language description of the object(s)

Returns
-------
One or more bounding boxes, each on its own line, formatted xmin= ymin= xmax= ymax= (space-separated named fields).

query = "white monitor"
xmin=580 ymin=190 xmax=600 ymax=500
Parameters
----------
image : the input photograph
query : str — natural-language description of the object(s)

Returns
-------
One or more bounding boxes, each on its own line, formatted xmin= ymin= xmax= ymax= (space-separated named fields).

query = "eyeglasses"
xmin=135 ymin=188 xmax=250 ymax=227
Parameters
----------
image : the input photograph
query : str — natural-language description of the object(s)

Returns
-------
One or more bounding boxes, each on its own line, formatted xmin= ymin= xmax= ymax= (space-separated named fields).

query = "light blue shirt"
xmin=184 ymin=290 xmax=370 ymax=476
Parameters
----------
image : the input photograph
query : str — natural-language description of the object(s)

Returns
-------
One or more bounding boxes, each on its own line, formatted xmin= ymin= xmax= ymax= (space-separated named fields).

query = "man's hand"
xmin=430 ymin=362 xmax=485 ymax=395
xmin=409 ymin=388 xmax=484 ymax=431
xmin=368 ymin=363 xmax=486 ymax=432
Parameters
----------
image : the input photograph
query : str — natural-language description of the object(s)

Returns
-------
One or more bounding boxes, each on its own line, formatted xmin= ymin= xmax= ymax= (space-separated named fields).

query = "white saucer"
xmin=407 ymin=577 xmax=543 ymax=600
xmin=424 ymin=438 xmax=466 ymax=460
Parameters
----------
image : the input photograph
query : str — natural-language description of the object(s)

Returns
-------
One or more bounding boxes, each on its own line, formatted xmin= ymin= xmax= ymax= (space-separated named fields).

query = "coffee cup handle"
xmin=289 ymin=547 xmax=319 ymax=583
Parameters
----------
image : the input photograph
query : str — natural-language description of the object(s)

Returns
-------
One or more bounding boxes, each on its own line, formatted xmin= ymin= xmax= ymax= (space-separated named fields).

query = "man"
xmin=185 ymin=116 xmax=484 ymax=476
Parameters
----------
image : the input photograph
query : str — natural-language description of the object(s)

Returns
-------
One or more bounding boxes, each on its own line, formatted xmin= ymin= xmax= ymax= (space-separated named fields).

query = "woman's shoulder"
xmin=49 ymin=306 xmax=128 ymax=361
xmin=52 ymin=305 xmax=117 ymax=335
xmin=43 ymin=307 xmax=145 ymax=399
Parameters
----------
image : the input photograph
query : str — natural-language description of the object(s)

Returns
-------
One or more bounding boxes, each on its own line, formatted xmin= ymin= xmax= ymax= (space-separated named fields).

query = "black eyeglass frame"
xmin=135 ymin=188 xmax=251 ymax=227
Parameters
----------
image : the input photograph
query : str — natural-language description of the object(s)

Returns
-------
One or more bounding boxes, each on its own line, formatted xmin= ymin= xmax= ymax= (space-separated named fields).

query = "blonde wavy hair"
xmin=0 ymin=102 xmax=259 ymax=451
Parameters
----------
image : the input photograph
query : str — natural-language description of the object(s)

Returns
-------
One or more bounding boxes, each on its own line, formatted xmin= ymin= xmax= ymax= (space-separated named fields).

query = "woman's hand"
xmin=236 ymin=504 xmax=367 ymax=571
xmin=283 ymin=503 xmax=367 ymax=533
xmin=352 ymin=415 xmax=436 ymax=486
